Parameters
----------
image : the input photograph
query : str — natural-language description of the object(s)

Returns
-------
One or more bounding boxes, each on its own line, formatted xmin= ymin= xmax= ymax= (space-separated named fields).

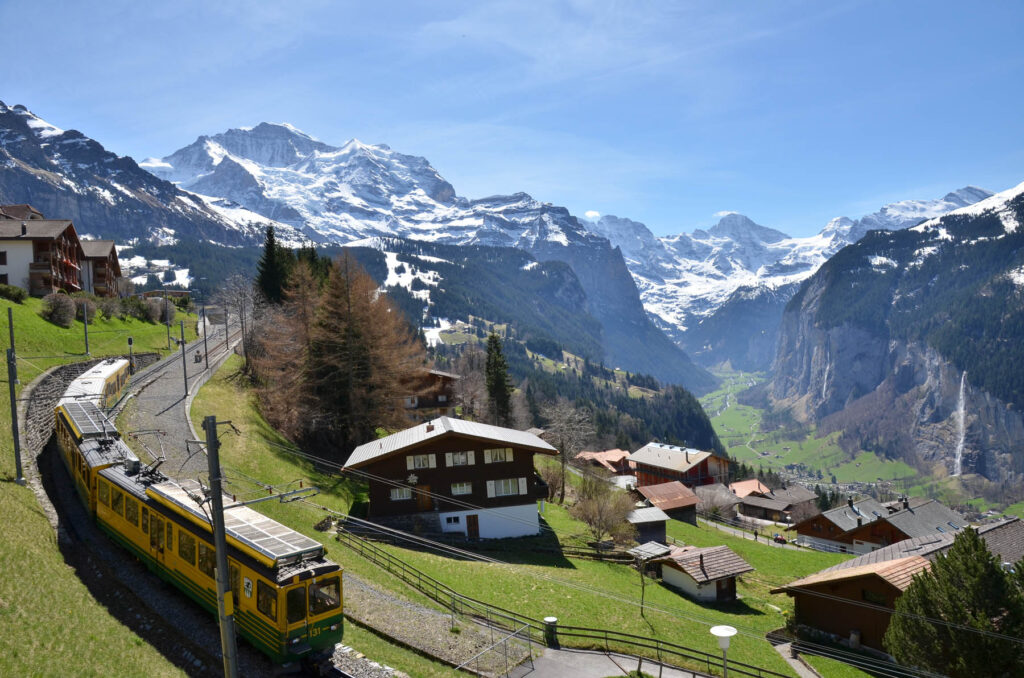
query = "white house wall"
xmin=662 ymin=565 xmax=717 ymax=602
xmin=439 ymin=502 xmax=539 ymax=539
xmin=0 ymin=242 xmax=34 ymax=289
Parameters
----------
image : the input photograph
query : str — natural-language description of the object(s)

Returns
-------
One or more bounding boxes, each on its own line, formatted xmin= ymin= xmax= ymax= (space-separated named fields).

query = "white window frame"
xmin=445 ymin=451 xmax=475 ymax=467
xmin=445 ymin=516 xmax=460 ymax=525
xmin=486 ymin=477 xmax=526 ymax=498
xmin=483 ymin=447 xmax=513 ymax=463
xmin=451 ymin=481 xmax=472 ymax=496
xmin=390 ymin=487 xmax=412 ymax=501
xmin=407 ymin=454 xmax=436 ymax=470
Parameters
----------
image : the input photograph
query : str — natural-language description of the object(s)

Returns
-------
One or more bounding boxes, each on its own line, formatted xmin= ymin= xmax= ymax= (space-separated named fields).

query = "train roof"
xmin=149 ymin=480 xmax=327 ymax=569
xmin=81 ymin=435 xmax=139 ymax=473
xmin=99 ymin=458 xmax=166 ymax=501
xmin=59 ymin=358 xmax=129 ymax=404
xmin=57 ymin=400 xmax=117 ymax=440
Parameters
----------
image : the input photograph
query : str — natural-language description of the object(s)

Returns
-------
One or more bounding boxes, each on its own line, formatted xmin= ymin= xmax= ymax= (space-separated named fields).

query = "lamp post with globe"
xmin=710 ymin=625 xmax=737 ymax=677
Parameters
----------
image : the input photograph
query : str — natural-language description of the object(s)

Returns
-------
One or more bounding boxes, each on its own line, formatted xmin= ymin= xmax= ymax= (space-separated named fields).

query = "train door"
xmin=285 ymin=583 xmax=309 ymax=650
xmin=150 ymin=514 xmax=166 ymax=567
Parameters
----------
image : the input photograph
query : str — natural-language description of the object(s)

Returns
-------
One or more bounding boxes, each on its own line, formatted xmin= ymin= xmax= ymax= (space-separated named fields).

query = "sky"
xmin=2 ymin=0 xmax=1023 ymax=237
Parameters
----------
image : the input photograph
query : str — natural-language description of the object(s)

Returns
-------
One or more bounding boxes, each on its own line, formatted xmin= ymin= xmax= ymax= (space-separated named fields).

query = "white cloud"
xmin=714 ymin=210 xmax=738 ymax=217
xmin=584 ymin=210 xmax=601 ymax=219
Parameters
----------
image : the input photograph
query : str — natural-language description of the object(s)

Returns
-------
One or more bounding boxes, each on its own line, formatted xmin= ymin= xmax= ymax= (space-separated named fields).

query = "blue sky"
xmin=3 ymin=0 xmax=1023 ymax=237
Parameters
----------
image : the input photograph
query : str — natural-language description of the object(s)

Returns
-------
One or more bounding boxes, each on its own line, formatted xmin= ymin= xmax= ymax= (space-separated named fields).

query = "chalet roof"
xmin=637 ymin=481 xmax=699 ymax=511
xmin=344 ymin=416 xmax=557 ymax=469
xmin=771 ymin=555 xmax=931 ymax=594
xmin=729 ymin=479 xmax=771 ymax=498
xmin=802 ymin=498 xmax=888 ymax=532
xmin=578 ymin=448 xmax=629 ymax=472
xmin=0 ymin=204 xmax=44 ymax=220
xmin=694 ymin=483 xmax=741 ymax=508
xmin=626 ymin=507 xmax=670 ymax=524
xmin=629 ymin=442 xmax=713 ymax=474
xmin=628 ymin=541 xmax=671 ymax=560
xmin=657 ymin=545 xmax=754 ymax=584
xmin=977 ymin=517 xmax=1024 ymax=565
xmin=80 ymin=239 xmax=116 ymax=258
xmin=428 ymin=368 xmax=460 ymax=380
xmin=0 ymin=219 xmax=75 ymax=240
xmin=882 ymin=500 xmax=966 ymax=539
xmin=768 ymin=485 xmax=818 ymax=505
xmin=739 ymin=495 xmax=792 ymax=512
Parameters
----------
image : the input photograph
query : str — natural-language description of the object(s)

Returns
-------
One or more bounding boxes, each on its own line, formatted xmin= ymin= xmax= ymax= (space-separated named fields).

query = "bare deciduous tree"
xmin=542 ymin=399 xmax=593 ymax=504
xmin=569 ymin=479 xmax=636 ymax=547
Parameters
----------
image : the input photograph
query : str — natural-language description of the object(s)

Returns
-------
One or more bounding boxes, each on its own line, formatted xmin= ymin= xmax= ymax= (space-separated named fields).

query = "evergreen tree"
xmin=256 ymin=226 xmax=292 ymax=303
xmin=485 ymin=333 xmax=513 ymax=425
xmin=884 ymin=528 xmax=1024 ymax=677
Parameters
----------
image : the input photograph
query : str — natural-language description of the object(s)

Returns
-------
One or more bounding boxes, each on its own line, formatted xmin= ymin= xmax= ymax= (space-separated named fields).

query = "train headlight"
xmin=330 ymin=624 xmax=339 ymax=631
xmin=291 ymin=637 xmax=301 ymax=645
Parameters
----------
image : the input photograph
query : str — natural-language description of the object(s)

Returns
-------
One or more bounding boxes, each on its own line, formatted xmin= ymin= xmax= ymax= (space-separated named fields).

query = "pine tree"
xmin=256 ymin=226 xmax=292 ymax=303
xmin=883 ymin=528 xmax=1024 ymax=677
xmin=485 ymin=333 xmax=513 ymax=425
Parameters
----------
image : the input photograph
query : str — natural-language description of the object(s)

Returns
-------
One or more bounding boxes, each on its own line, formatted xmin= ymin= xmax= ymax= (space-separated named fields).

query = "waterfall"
xmin=821 ymin=349 xmax=830 ymax=401
xmin=953 ymin=371 xmax=967 ymax=476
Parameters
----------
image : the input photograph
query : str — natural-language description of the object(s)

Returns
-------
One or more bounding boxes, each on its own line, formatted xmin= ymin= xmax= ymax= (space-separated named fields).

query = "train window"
xmin=286 ymin=586 xmax=306 ymax=624
xmin=111 ymin=488 xmax=124 ymax=517
xmin=309 ymin=577 xmax=341 ymax=615
xmin=124 ymin=498 xmax=139 ymax=527
xmin=166 ymin=523 xmax=173 ymax=552
xmin=98 ymin=480 xmax=109 ymax=506
xmin=178 ymin=531 xmax=196 ymax=566
xmin=229 ymin=563 xmax=240 ymax=604
xmin=256 ymin=580 xmax=277 ymax=622
xmin=198 ymin=542 xmax=215 ymax=579
xmin=141 ymin=508 xmax=149 ymax=534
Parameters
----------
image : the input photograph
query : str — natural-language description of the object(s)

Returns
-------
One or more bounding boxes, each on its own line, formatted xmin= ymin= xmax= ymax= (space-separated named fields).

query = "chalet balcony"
xmin=532 ymin=472 xmax=549 ymax=500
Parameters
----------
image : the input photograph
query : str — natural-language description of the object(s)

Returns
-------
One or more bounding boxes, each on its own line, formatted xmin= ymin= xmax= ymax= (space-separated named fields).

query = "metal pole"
xmin=7 ymin=348 xmax=25 ymax=485
xmin=180 ymin=320 xmax=188 ymax=397
xmin=223 ymin=307 xmax=229 ymax=354
xmin=723 ymin=646 xmax=728 ymax=678
xmin=202 ymin=416 xmax=240 ymax=678
xmin=8 ymin=306 xmax=14 ymax=352
xmin=202 ymin=303 xmax=209 ymax=370
xmin=165 ymin=292 xmax=171 ymax=350
xmin=128 ymin=336 xmax=135 ymax=374
xmin=83 ymin=300 xmax=90 ymax=356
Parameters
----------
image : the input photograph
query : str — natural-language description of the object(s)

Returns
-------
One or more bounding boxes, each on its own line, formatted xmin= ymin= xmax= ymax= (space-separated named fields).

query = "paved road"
xmin=117 ymin=314 xmax=240 ymax=479
xmin=512 ymin=647 xmax=705 ymax=678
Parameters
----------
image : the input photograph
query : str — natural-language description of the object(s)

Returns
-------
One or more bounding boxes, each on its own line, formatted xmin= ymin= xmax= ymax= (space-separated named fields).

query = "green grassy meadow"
xmin=0 ymin=297 xmax=197 ymax=677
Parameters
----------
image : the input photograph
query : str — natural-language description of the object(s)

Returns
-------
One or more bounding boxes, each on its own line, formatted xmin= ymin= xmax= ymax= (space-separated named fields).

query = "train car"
xmin=61 ymin=358 xmax=131 ymax=410
xmin=53 ymin=363 xmax=344 ymax=666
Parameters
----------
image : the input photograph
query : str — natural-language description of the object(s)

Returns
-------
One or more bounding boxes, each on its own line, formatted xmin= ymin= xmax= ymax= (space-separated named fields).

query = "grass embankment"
xmin=189 ymin=357 xmax=871 ymax=676
xmin=0 ymin=297 xmax=196 ymax=677
xmin=701 ymin=370 xmax=917 ymax=484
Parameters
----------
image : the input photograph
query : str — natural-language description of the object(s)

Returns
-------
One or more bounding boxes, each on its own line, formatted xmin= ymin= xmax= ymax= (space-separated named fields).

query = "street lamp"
xmin=710 ymin=625 xmax=737 ymax=677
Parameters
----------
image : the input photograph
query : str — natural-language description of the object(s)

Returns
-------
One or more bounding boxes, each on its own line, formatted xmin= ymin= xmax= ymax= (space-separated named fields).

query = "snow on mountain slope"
xmin=586 ymin=187 xmax=993 ymax=333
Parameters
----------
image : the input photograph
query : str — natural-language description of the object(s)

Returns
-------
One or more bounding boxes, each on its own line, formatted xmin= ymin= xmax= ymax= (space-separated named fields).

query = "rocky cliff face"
xmin=771 ymin=182 xmax=1024 ymax=483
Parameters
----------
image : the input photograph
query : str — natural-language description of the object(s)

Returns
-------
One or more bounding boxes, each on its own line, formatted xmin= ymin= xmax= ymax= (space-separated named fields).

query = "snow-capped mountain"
xmin=0 ymin=102 xmax=280 ymax=246
xmin=586 ymin=188 xmax=993 ymax=339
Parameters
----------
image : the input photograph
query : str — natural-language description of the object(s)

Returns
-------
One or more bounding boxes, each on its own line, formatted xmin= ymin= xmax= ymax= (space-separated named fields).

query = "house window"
xmin=438 ymin=394 xmax=447 ymax=403
xmin=451 ymin=481 xmax=472 ymax=496
xmin=484 ymin=448 xmax=513 ymax=463
xmin=407 ymin=453 xmax=435 ymax=470
xmin=390 ymin=487 xmax=412 ymax=501
xmin=489 ymin=478 xmax=525 ymax=497
xmin=446 ymin=516 xmax=460 ymax=525
xmin=0 ymin=274 xmax=7 ymax=285
xmin=0 ymin=251 xmax=6 ymax=265
xmin=445 ymin=451 xmax=474 ymax=467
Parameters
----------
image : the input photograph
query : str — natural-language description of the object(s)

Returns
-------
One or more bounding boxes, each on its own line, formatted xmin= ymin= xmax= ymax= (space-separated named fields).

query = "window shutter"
xmin=483 ymin=449 xmax=492 ymax=464
xmin=428 ymin=454 xmax=436 ymax=469
xmin=406 ymin=456 xmax=414 ymax=471
xmin=486 ymin=480 xmax=495 ymax=498
xmin=445 ymin=452 xmax=453 ymax=467
xmin=518 ymin=477 xmax=528 ymax=495
xmin=467 ymin=450 xmax=475 ymax=465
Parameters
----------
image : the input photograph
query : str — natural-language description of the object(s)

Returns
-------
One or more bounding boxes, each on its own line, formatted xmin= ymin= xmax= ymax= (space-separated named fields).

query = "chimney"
xmin=21 ymin=221 xmax=27 ymax=235
xmin=903 ymin=496 xmax=909 ymax=510
xmin=699 ymin=552 xmax=704 ymax=570
xmin=848 ymin=497 xmax=854 ymax=509
xmin=426 ymin=422 xmax=434 ymax=433
xmin=857 ymin=517 xmax=862 ymax=527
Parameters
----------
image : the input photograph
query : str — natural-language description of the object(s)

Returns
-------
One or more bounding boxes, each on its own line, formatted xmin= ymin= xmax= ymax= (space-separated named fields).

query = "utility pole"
xmin=7 ymin=308 xmax=25 ymax=486
xmin=164 ymin=292 xmax=171 ymax=350
xmin=82 ymin=300 xmax=90 ymax=356
xmin=223 ymin=307 xmax=229 ymax=355
xmin=180 ymin=320 xmax=188 ymax=398
xmin=201 ymin=416 xmax=240 ymax=678
xmin=197 ymin=279 xmax=209 ymax=370
xmin=128 ymin=336 xmax=135 ymax=374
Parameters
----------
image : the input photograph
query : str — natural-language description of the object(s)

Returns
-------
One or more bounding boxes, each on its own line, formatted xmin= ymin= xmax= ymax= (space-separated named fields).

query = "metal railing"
xmin=336 ymin=527 xmax=791 ymax=678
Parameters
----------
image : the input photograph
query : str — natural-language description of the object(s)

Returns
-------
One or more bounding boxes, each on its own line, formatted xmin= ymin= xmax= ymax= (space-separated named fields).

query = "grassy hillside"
xmin=0 ymin=297 xmax=196 ymax=677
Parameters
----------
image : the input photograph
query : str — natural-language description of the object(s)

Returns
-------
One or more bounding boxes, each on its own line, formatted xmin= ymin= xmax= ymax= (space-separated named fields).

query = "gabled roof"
xmin=771 ymin=555 xmax=931 ymax=594
xmin=729 ymin=479 xmax=771 ymax=498
xmin=626 ymin=507 xmax=670 ymax=524
xmin=769 ymin=485 xmax=818 ymax=505
xmin=80 ymin=239 xmax=116 ymax=258
xmin=628 ymin=541 xmax=671 ymax=560
xmin=578 ymin=448 xmax=630 ymax=472
xmin=629 ymin=442 xmax=716 ymax=474
xmin=0 ymin=219 xmax=75 ymax=240
xmin=344 ymin=416 xmax=557 ymax=468
xmin=637 ymin=481 xmax=699 ymax=511
xmin=658 ymin=545 xmax=754 ymax=583
xmin=882 ymin=500 xmax=966 ymax=539
xmin=800 ymin=498 xmax=888 ymax=532
xmin=739 ymin=495 xmax=792 ymax=512
xmin=0 ymin=204 xmax=44 ymax=220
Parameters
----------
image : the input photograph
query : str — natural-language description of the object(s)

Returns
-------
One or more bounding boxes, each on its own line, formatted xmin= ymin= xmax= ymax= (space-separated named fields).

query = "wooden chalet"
xmin=792 ymin=497 xmax=966 ymax=555
xmin=733 ymin=484 xmax=818 ymax=523
xmin=404 ymin=369 xmax=459 ymax=423
xmin=576 ymin=448 xmax=632 ymax=475
xmin=629 ymin=442 xmax=729 ymax=488
xmin=0 ymin=215 xmax=83 ymax=295
xmin=343 ymin=417 xmax=557 ymax=539
xmin=626 ymin=506 xmax=669 ymax=544
xmin=636 ymin=481 xmax=698 ymax=525
xmin=773 ymin=518 xmax=1024 ymax=652
xmin=80 ymin=239 xmax=123 ymax=297
xmin=656 ymin=545 xmax=753 ymax=602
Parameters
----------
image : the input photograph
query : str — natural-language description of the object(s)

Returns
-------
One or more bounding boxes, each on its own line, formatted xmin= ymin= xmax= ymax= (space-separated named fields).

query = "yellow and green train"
xmin=55 ymin=358 xmax=343 ymax=666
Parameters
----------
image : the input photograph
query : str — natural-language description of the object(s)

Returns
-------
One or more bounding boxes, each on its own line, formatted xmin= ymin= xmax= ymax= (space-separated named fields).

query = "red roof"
xmin=577 ymin=448 xmax=630 ymax=473
xmin=637 ymin=481 xmax=698 ymax=510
